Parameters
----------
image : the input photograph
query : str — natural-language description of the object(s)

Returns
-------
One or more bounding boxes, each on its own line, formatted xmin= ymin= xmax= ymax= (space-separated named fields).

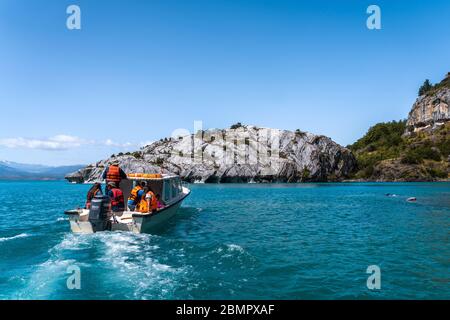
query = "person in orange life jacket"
xmin=107 ymin=182 xmax=125 ymax=212
xmin=137 ymin=187 xmax=158 ymax=213
xmin=85 ymin=182 xmax=103 ymax=209
xmin=102 ymin=161 xmax=127 ymax=193
xmin=127 ymin=181 xmax=146 ymax=211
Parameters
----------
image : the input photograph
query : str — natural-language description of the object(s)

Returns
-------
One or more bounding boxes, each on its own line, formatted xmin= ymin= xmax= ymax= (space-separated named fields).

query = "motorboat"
xmin=64 ymin=174 xmax=190 ymax=234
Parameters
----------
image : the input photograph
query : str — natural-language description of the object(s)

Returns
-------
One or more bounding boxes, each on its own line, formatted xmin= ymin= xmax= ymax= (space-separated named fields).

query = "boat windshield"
xmin=120 ymin=176 xmax=183 ymax=205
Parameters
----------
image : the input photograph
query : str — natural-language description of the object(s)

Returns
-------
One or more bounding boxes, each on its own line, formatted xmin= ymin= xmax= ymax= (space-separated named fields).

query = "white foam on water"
xmin=212 ymin=244 xmax=247 ymax=259
xmin=49 ymin=233 xmax=93 ymax=253
xmin=13 ymin=231 xmax=190 ymax=299
xmin=211 ymin=244 xmax=249 ymax=261
xmin=15 ymin=257 xmax=86 ymax=299
xmin=226 ymin=244 xmax=245 ymax=253
xmin=0 ymin=233 xmax=29 ymax=242
xmin=94 ymin=231 xmax=187 ymax=299
xmin=14 ymin=233 xmax=92 ymax=299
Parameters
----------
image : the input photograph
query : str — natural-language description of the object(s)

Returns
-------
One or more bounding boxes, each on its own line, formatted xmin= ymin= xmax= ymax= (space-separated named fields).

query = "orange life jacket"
xmin=106 ymin=165 xmax=121 ymax=183
xmin=137 ymin=191 xmax=158 ymax=213
xmin=128 ymin=185 xmax=143 ymax=202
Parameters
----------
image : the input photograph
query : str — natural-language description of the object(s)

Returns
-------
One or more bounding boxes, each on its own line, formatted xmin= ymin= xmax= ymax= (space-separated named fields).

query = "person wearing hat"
xmin=107 ymin=182 xmax=125 ymax=212
xmin=102 ymin=160 xmax=127 ymax=193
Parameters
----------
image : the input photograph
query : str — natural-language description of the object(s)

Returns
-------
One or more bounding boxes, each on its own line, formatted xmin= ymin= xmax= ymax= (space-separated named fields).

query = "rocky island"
xmin=67 ymin=73 xmax=450 ymax=183
xmin=66 ymin=125 xmax=357 ymax=183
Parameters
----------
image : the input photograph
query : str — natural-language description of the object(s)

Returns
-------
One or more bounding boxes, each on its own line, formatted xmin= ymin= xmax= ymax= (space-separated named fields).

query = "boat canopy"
xmin=127 ymin=173 xmax=163 ymax=180
xmin=127 ymin=173 xmax=180 ymax=181
xmin=120 ymin=173 xmax=183 ymax=205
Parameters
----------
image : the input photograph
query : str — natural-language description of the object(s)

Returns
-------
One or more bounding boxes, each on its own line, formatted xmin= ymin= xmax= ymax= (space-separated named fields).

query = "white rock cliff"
xmin=66 ymin=125 xmax=357 ymax=183
xmin=406 ymin=73 xmax=450 ymax=133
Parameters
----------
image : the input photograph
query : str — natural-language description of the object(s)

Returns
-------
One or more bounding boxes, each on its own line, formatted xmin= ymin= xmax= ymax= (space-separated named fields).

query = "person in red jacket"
xmin=107 ymin=182 xmax=125 ymax=212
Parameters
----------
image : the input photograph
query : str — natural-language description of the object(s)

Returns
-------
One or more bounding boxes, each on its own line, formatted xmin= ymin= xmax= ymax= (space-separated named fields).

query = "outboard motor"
xmin=88 ymin=195 xmax=112 ymax=232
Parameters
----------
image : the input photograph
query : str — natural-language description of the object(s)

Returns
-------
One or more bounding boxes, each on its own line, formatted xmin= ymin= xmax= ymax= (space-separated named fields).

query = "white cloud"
xmin=0 ymin=135 xmax=140 ymax=151
xmin=0 ymin=136 xmax=83 ymax=150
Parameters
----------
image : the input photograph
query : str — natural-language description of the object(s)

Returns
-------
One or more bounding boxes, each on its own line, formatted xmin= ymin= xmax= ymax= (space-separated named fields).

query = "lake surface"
xmin=0 ymin=181 xmax=448 ymax=299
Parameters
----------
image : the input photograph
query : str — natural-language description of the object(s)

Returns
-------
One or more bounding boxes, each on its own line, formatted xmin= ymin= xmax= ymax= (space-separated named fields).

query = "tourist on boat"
xmin=85 ymin=182 xmax=103 ymax=209
xmin=137 ymin=187 xmax=158 ymax=213
xmin=102 ymin=161 xmax=127 ymax=192
xmin=107 ymin=182 xmax=125 ymax=212
xmin=155 ymin=193 xmax=164 ymax=209
xmin=127 ymin=181 xmax=146 ymax=211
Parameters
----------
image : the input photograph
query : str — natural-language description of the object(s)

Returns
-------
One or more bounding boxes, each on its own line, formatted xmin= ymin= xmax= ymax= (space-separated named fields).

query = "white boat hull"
xmin=130 ymin=199 xmax=183 ymax=233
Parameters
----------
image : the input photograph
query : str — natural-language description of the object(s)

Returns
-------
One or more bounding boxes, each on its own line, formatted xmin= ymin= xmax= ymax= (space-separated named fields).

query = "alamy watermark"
xmin=67 ymin=265 xmax=81 ymax=290
xmin=64 ymin=5 xmax=382 ymax=33
xmin=66 ymin=5 xmax=81 ymax=30
xmin=366 ymin=5 xmax=382 ymax=30
xmin=366 ymin=265 xmax=381 ymax=290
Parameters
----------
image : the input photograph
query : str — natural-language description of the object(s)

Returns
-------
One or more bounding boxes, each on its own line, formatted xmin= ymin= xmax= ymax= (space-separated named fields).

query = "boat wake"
xmin=96 ymin=232 xmax=187 ymax=299
xmin=226 ymin=244 xmax=245 ymax=253
xmin=0 ymin=233 xmax=29 ymax=242
xmin=14 ymin=232 xmax=189 ymax=299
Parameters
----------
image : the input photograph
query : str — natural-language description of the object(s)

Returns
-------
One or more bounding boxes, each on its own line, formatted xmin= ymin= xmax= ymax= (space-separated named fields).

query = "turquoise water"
xmin=0 ymin=181 xmax=448 ymax=299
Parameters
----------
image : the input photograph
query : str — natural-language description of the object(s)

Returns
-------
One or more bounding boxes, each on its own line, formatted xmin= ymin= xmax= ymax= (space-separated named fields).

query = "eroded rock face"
xmin=406 ymin=87 xmax=450 ymax=133
xmin=66 ymin=126 xmax=357 ymax=183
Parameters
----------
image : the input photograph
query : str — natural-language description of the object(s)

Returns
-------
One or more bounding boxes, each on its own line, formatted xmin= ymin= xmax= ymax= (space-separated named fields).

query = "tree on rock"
xmin=230 ymin=122 xmax=243 ymax=129
xmin=418 ymin=79 xmax=433 ymax=96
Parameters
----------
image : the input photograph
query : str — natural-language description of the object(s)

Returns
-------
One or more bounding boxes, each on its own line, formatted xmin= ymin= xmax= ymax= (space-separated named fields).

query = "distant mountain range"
xmin=0 ymin=161 xmax=85 ymax=180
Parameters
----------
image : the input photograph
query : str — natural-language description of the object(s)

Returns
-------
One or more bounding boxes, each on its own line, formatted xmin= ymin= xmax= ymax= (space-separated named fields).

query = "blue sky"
xmin=0 ymin=0 xmax=449 ymax=165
